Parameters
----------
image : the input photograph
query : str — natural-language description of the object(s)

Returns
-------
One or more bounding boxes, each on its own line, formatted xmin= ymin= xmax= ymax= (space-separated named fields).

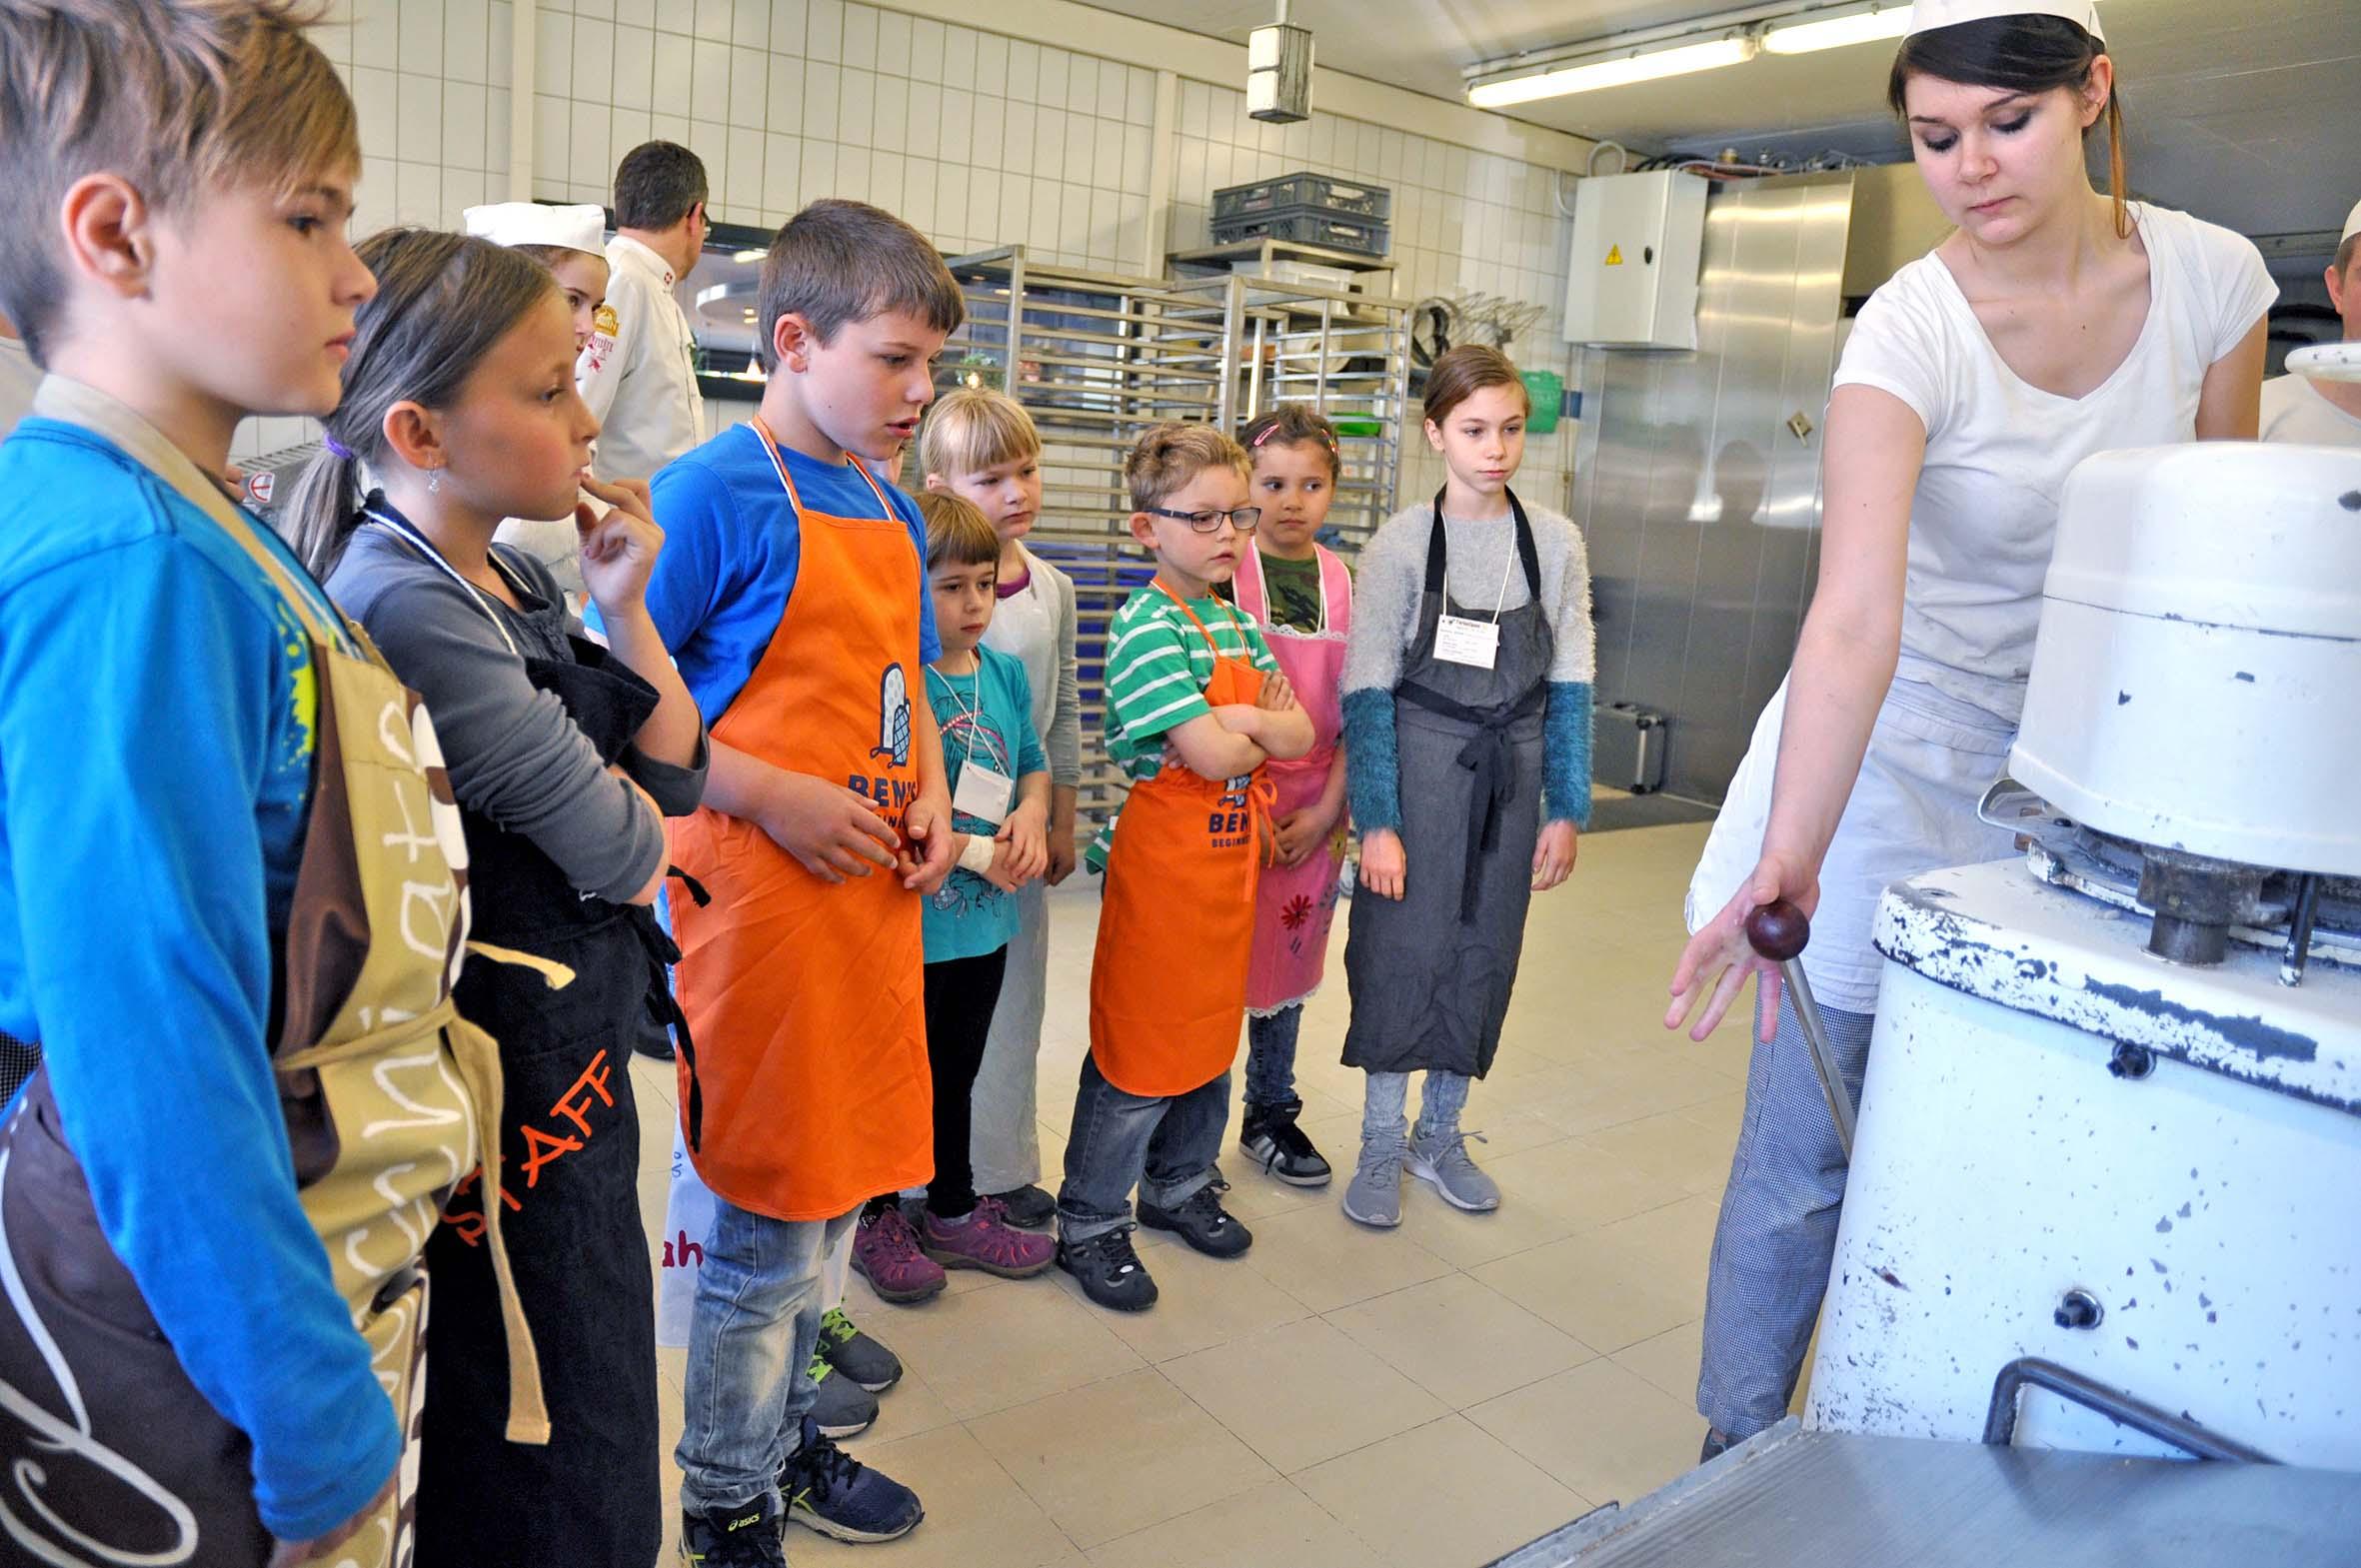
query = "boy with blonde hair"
xmin=922 ymin=388 xmax=1082 ymax=1229
xmin=1056 ymin=424 xmax=1314 ymax=1312
xmin=0 ymin=4 xmax=538 ymax=1565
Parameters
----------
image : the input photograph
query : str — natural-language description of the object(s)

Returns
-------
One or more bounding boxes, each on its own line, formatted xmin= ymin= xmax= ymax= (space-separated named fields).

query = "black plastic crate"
xmin=1209 ymin=206 xmax=1389 ymax=257
xmin=1211 ymin=172 xmax=1391 ymax=226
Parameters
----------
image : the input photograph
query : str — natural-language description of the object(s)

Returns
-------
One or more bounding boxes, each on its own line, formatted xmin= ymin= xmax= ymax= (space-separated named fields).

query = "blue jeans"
xmin=1360 ymin=1068 xmax=1470 ymax=1144
xmin=676 ymin=1196 xmax=859 ymax=1513
xmin=1057 ymin=1054 xmax=1229 ymax=1243
xmin=1243 ymin=1005 xmax=1302 ymax=1110
xmin=1696 ymin=992 xmax=1874 ymax=1438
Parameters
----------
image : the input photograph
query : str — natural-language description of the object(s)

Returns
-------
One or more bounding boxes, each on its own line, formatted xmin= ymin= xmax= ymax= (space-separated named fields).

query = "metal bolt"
xmin=2054 ymin=1289 xmax=2104 ymax=1330
xmin=2108 ymin=1043 xmax=2155 ymax=1080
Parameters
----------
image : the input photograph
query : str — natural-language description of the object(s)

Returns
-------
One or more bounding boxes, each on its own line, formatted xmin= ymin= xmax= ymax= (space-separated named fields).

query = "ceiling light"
xmin=1762 ymin=4 xmax=1912 ymax=54
xmin=1468 ymin=34 xmax=1758 ymax=108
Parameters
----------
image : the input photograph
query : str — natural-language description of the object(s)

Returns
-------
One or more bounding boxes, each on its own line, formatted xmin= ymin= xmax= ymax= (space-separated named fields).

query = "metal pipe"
xmin=1744 ymin=899 xmax=1856 ymax=1158
xmin=1982 ymin=1357 xmax=2277 ymax=1463
xmin=2282 ymin=872 xmax=2322 ymax=987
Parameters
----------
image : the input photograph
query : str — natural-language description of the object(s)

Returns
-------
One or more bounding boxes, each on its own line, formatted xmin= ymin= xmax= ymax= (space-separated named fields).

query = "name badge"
xmin=1434 ymin=614 xmax=1500 ymax=670
xmin=954 ymin=760 xmax=1017 ymax=825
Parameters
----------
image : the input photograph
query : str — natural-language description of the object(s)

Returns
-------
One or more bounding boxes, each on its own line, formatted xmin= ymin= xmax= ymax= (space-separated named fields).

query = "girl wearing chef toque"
xmin=1666 ymin=0 xmax=2275 ymax=1460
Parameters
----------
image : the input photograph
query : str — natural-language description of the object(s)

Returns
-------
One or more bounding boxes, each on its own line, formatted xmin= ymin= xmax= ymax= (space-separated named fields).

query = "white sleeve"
xmin=2193 ymin=218 xmax=2278 ymax=364
xmin=1831 ymin=270 xmax=1952 ymax=436
xmin=577 ymin=271 xmax=645 ymax=426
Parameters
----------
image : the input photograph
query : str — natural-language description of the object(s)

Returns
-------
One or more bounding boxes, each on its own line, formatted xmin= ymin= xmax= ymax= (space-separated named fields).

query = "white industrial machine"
xmin=1562 ymin=170 xmax=1707 ymax=350
xmin=1805 ymin=345 xmax=2361 ymax=1468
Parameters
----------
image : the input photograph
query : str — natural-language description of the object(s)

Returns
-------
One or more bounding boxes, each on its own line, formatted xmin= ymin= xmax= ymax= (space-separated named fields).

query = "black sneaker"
xmin=1239 ymin=1098 xmax=1332 ymax=1187
xmin=680 ymin=1493 xmax=787 ymax=1566
xmin=779 ymin=1414 xmax=924 ymax=1543
xmin=1057 ymin=1224 xmax=1160 ymax=1312
xmin=983 ymin=1183 xmax=1057 ymax=1229
xmin=1700 ymin=1427 xmax=1735 ymax=1464
xmin=1137 ymin=1180 xmax=1253 ymax=1259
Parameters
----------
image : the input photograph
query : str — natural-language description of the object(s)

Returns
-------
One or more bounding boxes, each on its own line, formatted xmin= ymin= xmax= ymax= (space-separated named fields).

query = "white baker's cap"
xmin=1908 ymin=0 xmax=2105 ymax=40
xmin=463 ymin=201 xmax=609 ymax=257
xmin=2343 ymin=197 xmax=2361 ymax=246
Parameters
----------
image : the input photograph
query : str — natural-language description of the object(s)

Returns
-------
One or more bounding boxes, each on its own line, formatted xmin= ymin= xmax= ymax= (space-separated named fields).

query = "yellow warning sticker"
xmin=1604 ymin=245 xmax=1624 ymax=266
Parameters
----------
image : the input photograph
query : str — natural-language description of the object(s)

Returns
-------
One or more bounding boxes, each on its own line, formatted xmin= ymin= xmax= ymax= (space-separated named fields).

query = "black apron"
xmin=369 ymin=520 xmax=682 ymax=1566
xmin=1342 ymin=489 xmax=1555 ymax=1078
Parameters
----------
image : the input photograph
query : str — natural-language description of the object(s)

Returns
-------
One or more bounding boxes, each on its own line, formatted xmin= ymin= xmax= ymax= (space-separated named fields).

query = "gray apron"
xmin=1342 ymin=489 xmax=1553 ymax=1078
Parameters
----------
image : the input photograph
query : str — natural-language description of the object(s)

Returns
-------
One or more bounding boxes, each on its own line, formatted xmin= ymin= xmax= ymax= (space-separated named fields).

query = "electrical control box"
xmin=1563 ymin=170 xmax=1708 ymax=350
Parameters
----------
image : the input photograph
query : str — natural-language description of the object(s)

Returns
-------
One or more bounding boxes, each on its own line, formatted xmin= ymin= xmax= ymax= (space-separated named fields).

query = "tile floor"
xmin=631 ymin=819 xmax=1758 ymax=1567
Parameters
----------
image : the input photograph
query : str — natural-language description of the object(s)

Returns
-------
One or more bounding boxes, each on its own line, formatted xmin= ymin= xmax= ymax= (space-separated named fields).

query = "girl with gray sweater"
xmin=1337 ymin=346 xmax=1595 ymax=1228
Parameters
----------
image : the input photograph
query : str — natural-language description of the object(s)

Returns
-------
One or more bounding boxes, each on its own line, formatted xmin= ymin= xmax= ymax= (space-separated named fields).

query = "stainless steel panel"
xmin=1569 ymin=173 xmax=1853 ymax=805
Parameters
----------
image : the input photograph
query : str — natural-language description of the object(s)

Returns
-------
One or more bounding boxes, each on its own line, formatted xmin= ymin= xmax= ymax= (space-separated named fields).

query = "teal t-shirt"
xmin=922 ymin=645 xmax=1047 ymax=962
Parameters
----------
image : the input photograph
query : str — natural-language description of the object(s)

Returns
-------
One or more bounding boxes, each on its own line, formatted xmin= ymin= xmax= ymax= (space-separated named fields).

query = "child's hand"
xmin=902 ymin=790 xmax=956 ymax=895
xmin=762 ymin=773 xmax=900 ymax=883
xmin=1046 ymin=819 xmax=1079 ymax=886
xmin=998 ymin=799 xmax=1050 ymax=884
xmin=1359 ymin=826 xmax=1406 ymax=900
xmin=1257 ymin=673 xmax=1298 ymax=713
xmin=1272 ymin=801 xmax=1337 ymax=866
xmin=1531 ymin=819 xmax=1578 ymax=892
xmin=271 ymin=1474 xmax=397 ymax=1568
xmin=981 ymin=837 xmax=1026 ymax=891
xmin=576 ymin=475 xmax=663 ymax=614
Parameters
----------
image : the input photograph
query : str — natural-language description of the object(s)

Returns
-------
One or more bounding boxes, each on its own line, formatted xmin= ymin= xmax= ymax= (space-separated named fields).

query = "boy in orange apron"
xmin=633 ymin=200 xmax=965 ymax=1563
xmin=1059 ymin=426 xmax=1315 ymax=1313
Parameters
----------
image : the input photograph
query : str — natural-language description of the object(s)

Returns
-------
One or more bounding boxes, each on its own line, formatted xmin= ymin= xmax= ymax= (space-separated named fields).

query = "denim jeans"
xmin=676 ymin=1196 xmax=859 ymax=1513
xmin=1057 ymin=1055 xmax=1229 ymax=1243
xmin=1243 ymin=1004 xmax=1302 ymax=1111
xmin=1360 ymin=1068 xmax=1471 ymax=1145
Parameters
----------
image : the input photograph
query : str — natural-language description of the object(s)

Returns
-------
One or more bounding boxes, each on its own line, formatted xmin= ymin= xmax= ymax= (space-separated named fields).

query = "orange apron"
xmin=1088 ymin=587 xmax=1276 ymax=1098
xmin=668 ymin=419 xmax=932 ymax=1222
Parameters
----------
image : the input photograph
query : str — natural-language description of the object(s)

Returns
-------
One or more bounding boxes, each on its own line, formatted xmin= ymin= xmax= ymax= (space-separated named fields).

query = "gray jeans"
xmin=1696 ymin=992 xmax=1874 ymax=1438
xmin=1056 ymin=1054 xmax=1229 ymax=1243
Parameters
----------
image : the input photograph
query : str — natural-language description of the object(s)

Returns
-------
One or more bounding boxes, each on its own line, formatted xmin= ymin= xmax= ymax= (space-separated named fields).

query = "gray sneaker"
xmin=1341 ymin=1136 xmax=1407 ymax=1228
xmin=1410 ymin=1128 xmax=1499 ymax=1212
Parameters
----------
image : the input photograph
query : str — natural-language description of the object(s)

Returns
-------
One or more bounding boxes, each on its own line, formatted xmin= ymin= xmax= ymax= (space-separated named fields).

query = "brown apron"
xmin=0 ymin=401 xmax=544 ymax=1568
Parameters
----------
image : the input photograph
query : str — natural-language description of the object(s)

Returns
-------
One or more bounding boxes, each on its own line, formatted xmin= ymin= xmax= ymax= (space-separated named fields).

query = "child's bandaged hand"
xmin=997 ymin=800 xmax=1050 ymax=884
xmin=575 ymin=475 xmax=663 ymax=613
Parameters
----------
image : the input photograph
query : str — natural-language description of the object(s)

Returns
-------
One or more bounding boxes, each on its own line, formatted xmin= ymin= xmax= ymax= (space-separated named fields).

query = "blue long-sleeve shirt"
xmin=0 ymin=399 xmax=398 ymax=1540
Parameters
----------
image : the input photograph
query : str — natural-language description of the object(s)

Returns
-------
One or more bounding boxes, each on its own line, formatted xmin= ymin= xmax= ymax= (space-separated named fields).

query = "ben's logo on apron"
xmin=1208 ymin=778 xmax=1255 ymax=849
xmin=871 ymin=664 xmax=912 ymax=767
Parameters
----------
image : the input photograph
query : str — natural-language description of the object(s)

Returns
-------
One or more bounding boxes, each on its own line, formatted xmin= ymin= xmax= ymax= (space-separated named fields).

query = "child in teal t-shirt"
xmin=860 ymin=493 xmax=1056 ymax=1289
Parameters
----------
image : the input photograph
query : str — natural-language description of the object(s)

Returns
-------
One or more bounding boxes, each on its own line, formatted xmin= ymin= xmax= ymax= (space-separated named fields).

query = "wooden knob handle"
xmin=1745 ymin=898 xmax=1810 ymax=962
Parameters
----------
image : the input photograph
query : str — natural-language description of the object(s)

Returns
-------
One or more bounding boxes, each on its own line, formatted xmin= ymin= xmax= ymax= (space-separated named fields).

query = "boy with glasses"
xmin=1056 ymin=425 xmax=1314 ymax=1312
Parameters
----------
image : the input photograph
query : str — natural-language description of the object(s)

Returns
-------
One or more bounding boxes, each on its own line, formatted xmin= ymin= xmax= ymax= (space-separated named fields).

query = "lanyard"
xmin=364 ymin=506 xmax=531 ymax=658
xmin=1439 ymin=521 xmax=1517 ymax=626
xmin=925 ymin=659 xmax=990 ymax=779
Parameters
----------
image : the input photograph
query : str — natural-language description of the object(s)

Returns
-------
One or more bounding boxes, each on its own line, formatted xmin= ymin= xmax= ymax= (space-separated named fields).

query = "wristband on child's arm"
xmin=958 ymin=833 xmax=999 ymax=875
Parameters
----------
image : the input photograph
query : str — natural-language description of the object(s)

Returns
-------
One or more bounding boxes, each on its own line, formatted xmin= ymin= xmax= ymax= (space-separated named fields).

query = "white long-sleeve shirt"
xmin=576 ymin=233 xmax=705 ymax=485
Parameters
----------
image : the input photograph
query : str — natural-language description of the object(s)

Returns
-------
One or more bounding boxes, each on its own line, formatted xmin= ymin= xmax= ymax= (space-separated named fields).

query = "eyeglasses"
xmin=1145 ymin=506 xmax=1262 ymax=534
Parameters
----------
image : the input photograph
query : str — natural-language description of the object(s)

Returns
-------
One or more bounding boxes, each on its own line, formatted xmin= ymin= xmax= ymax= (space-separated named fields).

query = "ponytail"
xmin=279 ymin=226 xmax=557 ymax=578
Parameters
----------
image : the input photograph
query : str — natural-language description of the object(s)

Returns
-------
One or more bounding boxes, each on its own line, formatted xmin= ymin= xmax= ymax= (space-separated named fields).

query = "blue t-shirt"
xmin=0 ymin=413 xmax=398 ymax=1540
xmin=922 ymin=646 xmax=1047 ymax=962
xmin=620 ymin=423 xmax=941 ymax=722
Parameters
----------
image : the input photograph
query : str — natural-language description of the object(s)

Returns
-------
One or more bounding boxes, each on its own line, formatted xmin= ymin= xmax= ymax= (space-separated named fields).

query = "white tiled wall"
xmin=241 ymin=0 xmax=1582 ymax=506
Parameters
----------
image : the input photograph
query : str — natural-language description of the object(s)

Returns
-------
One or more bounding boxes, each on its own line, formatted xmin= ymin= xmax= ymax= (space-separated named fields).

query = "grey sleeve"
xmin=359 ymin=576 xmax=666 ymax=903
xmin=1535 ymin=509 xmax=1598 ymax=685
xmin=1340 ymin=508 xmax=1426 ymax=698
xmin=1046 ymin=563 xmax=1083 ymax=788
xmin=619 ymin=733 xmax=710 ymax=817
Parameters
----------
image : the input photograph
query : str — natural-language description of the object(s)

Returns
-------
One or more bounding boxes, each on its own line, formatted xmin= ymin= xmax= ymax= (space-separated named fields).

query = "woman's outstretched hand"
xmin=1666 ymin=850 xmax=1818 ymax=1043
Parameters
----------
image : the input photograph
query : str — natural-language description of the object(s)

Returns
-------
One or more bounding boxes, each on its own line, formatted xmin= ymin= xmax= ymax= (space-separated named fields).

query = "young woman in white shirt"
xmin=1665 ymin=0 xmax=2274 ymax=1458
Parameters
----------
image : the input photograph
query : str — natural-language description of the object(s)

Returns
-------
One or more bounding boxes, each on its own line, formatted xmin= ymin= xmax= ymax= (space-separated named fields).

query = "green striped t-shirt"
xmin=1103 ymin=584 xmax=1279 ymax=784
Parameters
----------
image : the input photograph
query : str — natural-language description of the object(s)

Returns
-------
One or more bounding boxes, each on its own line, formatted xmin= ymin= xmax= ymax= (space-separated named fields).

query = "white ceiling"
xmin=1083 ymin=0 xmax=2361 ymax=239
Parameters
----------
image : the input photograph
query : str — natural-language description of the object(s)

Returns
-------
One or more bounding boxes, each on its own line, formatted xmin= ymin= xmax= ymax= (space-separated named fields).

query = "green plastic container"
xmin=1521 ymin=369 xmax=1563 ymax=434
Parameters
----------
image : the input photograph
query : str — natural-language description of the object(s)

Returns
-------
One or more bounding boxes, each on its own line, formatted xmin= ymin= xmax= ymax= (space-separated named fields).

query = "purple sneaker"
xmin=851 ymin=1204 xmax=947 ymax=1304
xmin=921 ymin=1196 xmax=1057 ymax=1278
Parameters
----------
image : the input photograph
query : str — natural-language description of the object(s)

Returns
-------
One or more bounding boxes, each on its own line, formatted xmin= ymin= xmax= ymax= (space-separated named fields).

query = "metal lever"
xmin=1745 ymin=899 xmax=1856 ymax=1159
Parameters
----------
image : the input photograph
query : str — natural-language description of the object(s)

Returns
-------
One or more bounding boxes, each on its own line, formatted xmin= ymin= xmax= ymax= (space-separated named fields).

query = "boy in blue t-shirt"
xmin=898 ymin=493 xmax=1056 ymax=1280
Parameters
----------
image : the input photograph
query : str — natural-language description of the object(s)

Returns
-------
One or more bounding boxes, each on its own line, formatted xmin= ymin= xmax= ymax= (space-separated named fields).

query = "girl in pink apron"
xmin=1228 ymin=408 xmax=1353 ymax=1186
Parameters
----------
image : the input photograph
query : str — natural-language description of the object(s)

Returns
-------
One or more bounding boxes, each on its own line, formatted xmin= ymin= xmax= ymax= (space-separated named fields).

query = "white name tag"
xmin=1434 ymin=614 xmax=1500 ymax=670
xmin=954 ymin=760 xmax=1017 ymax=825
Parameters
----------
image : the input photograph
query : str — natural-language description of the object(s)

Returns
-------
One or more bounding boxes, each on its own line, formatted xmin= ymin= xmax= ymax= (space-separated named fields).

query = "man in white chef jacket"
xmin=2260 ymin=197 xmax=2361 ymax=449
xmin=578 ymin=141 xmax=710 ymax=484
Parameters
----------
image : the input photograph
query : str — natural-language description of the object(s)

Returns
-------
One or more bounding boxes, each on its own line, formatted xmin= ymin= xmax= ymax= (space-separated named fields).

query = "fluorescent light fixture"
xmin=1468 ymin=34 xmax=1758 ymax=108
xmin=1762 ymin=4 xmax=1912 ymax=54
